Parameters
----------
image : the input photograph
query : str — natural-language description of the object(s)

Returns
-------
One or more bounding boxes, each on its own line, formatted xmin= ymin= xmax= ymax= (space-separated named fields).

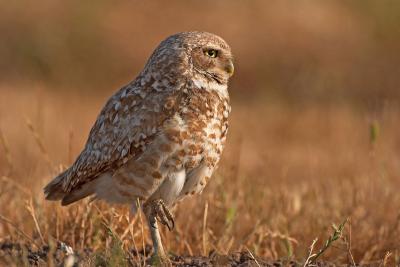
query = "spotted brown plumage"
xmin=44 ymin=31 xmax=234 ymax=261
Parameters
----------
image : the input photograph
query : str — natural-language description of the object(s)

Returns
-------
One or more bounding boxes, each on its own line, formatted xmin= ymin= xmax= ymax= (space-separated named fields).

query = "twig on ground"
xmin=246 ymin=247 xmax=261 ymax=267
xmin=303 ymin=238 xmax=318 ymax=267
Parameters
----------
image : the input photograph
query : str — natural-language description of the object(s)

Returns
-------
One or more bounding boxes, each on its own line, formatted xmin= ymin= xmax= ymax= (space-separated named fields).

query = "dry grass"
xmin=1 ymin=1 xmax=399 ymax=265
xmin=0 ymin=87 xmax=399 ymax=266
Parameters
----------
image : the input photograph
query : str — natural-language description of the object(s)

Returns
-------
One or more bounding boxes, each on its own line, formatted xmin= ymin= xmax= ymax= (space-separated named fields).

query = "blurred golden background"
xmin=1 ymin=1 xmax=400 ymax=265
xmin=1 ymin=0 xmax=400 ymax=104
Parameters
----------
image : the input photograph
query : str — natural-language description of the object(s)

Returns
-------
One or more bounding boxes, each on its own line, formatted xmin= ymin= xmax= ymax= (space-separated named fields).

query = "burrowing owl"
xmin=44 ymin=31 xmax=234 ymax=262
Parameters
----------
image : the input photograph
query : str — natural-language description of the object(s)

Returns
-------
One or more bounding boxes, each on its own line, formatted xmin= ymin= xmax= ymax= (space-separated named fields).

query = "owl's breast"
xmin=177 ymin=86 xmax=231 ymax=171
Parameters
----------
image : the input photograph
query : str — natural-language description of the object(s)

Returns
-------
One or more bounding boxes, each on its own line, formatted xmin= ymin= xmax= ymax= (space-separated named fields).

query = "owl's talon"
xmin=148 ymin=199 xmax=175 ymax=231
xmin=159 ymin=202 xmax=174 ymax=231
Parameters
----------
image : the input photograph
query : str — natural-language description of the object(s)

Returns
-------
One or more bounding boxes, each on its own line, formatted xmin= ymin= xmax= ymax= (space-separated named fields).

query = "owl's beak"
xmin=225 ymin=60 xmax=234 ymax=77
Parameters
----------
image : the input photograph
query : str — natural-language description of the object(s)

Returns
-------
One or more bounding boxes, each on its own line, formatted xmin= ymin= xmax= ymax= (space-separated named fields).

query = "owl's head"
xmin=146 ymin=32 xmax=234 ymax=85
xmin=185 ymin=32 xmax=234 ymax=85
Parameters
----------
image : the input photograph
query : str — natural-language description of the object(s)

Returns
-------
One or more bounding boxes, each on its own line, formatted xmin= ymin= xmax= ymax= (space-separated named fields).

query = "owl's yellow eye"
xmin=205 ymin=49 xmax=218 ymax=58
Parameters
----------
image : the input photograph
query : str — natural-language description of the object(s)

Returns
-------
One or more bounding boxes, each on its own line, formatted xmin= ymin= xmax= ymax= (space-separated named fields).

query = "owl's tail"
xmin=44 ymin=171 xmax=68 ymax=201
xmin=44 ymin=169 xmax=96 ymax=206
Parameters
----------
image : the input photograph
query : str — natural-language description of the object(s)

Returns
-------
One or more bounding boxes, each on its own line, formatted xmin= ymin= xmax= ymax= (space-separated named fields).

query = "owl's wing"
xmin=44 ymin=80 xmax=184 ymax=198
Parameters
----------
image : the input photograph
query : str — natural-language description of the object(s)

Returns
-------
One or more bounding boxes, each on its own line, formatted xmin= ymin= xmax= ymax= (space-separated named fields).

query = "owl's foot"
xmin=154 ymin=200 xmax=174 ymax=231
xmin=147 ymin=199 xmax=174 ymax=231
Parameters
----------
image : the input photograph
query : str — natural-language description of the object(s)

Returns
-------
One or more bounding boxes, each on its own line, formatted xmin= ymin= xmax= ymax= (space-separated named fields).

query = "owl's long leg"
xmin=143 ymin=199 xmax=174 ymax=264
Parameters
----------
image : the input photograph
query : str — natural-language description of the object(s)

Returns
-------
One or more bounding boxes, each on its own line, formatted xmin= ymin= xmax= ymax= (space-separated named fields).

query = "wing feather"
xmin=44 ymin=78 xmax=185 ymax=199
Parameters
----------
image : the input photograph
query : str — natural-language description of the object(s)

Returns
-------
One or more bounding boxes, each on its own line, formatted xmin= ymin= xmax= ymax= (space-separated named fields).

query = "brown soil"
xmin=0 ymin=241 xmax=370 ymax=267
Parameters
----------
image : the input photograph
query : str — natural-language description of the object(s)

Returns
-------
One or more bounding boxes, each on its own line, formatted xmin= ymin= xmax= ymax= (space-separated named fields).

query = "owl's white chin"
xmin=192 ymin=77 xmax=229 ymax=98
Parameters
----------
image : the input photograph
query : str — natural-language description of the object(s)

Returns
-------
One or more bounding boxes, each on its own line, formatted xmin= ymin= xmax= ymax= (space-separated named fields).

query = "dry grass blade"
xmin=304 ymin=219 xmax=348 ymax=266
xmin=266 ymin=229 xmax=299 ymax=245
xmin=0 ymin=214 xmax=40 ymax=248
xmin=202 ymin=201 xmax=208 ymax=256
xmin=183 ymin=240 xmax=193 ymax=256
xmin=343 ymin=218 xmax=356 ymax=267
xmin=136 ymin=198 xmax=146 ymax=266
xmin=25 ymin=198 xmax=45 ymax=245
xmin=101 ymin=221 xmax=129 ymax=266
xmin=303 ymin=238 xmax=318 ymax=267
xmin=68 ymin=129 xmax=74 ymax=164
xmin=24 ymin=117 xmax=52 ymax=169
xmin=381 ymin=251 xmax=392 ymax=267
xmin=0 ymin=128 xmax=13 ymax=174
xmin=121 ymin=215 xmax=137 ymax=241
xmin=1 ymin=176 xmax=31 ymax=196
xmin=246 ymin=247 xmax=261 ymax=267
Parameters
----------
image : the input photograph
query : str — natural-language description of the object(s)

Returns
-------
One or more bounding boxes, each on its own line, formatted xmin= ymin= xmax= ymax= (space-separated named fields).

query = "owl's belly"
xmin=149 ymin=116 xmax=226 ymax=207
xmin=94 ymin=113 xmax=227 ymax=207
